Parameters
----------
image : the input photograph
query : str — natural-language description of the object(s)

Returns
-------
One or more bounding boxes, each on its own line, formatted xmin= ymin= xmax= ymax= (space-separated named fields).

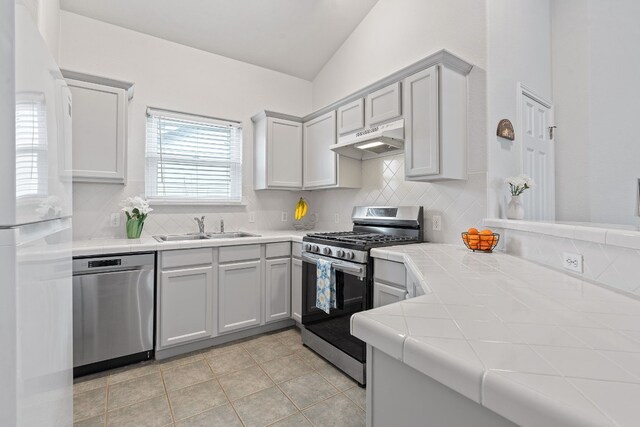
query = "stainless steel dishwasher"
xmin=73 ymin=253 xmax=155 ymax=376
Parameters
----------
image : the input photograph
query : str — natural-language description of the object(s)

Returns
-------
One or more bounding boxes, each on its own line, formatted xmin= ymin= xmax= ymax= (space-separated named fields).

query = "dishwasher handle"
xmin=73 ymin=253 xmax=155 ymax=275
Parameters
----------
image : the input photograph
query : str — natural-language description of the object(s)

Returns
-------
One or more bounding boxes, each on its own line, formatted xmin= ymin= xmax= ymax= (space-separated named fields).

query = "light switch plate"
xmin=281 ymin=211 xmax=288 ymax=222
xmin=563 ymin=252 xmax=583 ymax=273
xmin=110 ymin=213 xmax=121 ymax=227
xmin=334 ymin=213 xmax=340 ymax=224
xmin=432 ymin=215 xmax=442 ymax=231
xmin=248 ymin=212 xmax=256 ymax=223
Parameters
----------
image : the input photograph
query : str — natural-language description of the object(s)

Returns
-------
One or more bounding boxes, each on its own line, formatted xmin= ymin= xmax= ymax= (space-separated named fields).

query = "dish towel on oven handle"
xmin=316 ymin=258 xmax=336 ymax=314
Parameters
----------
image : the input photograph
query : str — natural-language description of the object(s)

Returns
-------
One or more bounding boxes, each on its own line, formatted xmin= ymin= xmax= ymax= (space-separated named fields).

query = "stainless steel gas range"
xmin=301 ymin=206 xmax=424 ymax=385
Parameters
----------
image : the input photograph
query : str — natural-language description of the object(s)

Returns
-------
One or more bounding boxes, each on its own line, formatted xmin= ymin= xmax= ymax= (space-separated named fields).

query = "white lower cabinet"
xmin=158 ymin=265 xmax=215 ymax=348
xmin=291 ymin=257 xmax=302 ymax=323
xmin=265 ymin=258 xmax=291 ymax=322
xmin=373 ymin=281 xmax=408 ymax=308
xmin=218 ymin=260 xmax=262 ymax=334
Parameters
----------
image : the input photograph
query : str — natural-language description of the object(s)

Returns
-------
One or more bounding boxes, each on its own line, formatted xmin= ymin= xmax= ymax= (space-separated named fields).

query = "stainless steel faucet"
xmin=220 ymin=219 xmax=225 ymax=233
xmin=194 ymin=216 xmax=205 ymax=234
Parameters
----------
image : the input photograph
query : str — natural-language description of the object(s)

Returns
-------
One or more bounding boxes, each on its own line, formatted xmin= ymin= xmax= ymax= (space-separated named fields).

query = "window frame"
xmin=145 ymin=107 xmax=244 ymax=206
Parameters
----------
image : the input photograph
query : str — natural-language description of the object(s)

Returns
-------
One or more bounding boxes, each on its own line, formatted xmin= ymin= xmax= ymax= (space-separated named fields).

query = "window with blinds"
xmin=145 ymin=108 xmax=242 ymax=204
xmin=15 ymin=96 xmax=48 ymax=198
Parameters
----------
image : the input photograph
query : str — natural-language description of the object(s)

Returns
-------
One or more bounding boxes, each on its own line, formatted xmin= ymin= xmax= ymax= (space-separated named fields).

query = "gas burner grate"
xmin=306 ymin=232 xmax=418 ymax=245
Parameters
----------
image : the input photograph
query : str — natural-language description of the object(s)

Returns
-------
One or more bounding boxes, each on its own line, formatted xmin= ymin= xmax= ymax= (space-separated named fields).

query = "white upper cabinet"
xmin=64 ymin=73 xmax=133 ymax=184
xmin=403 ymin=63 xmax=469 ymax=181
xmin=365 ymin=81 xmax=402 ymax=127
xmin=337 ymin=98 xmax=365 ymax=135
xmin=253 ymin=112 xmax=303 ymax=190
xmin=404 ymin=66 xmax=439 ymax=177
xmin=303 ymin=110 xmax=337 ymax=188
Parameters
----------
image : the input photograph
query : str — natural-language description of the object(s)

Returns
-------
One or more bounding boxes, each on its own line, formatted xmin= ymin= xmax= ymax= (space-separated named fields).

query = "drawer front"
xmin=161 ymin=248 xmax=213 ymax=269
xmin=219 ymin=244 xmax=261 ymax=263
xmin=266 ymin=242 xmax=291 ymax=259
xmin=374 ymin=258 xmax=406 ymax=288
xmin=292 ymin=242 xmax=302 ymax=259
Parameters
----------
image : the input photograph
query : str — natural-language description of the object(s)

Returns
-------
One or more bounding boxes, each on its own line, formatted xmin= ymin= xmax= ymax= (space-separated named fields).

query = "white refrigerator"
xmin=0 ymin=1 xmax=74 ymax=426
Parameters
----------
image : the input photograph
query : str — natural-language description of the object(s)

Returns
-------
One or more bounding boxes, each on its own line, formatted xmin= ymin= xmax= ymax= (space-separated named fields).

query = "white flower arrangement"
xmin=506 ymin=174 xmax=535 ymax=196
xmin=121 ymin=196 xmax=153 ymax=221
xmin=36 ymin=196 xmax=63 ymax=219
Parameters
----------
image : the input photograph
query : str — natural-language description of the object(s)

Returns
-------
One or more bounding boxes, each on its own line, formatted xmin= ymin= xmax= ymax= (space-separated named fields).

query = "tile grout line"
xmin=203 ymin=355 xmax=248 ymax=427
xmin=160 ymin=366 xmax=177 ymax=426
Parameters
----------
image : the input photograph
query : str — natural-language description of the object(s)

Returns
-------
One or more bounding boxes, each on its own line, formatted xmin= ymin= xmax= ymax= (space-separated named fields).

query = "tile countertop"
xmin=352 ymin=243 xmax=640 ymax=427
xmin=72 ymin=230 xmax=313 ymax=257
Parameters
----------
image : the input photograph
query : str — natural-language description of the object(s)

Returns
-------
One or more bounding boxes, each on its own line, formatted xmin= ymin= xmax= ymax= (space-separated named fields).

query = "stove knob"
xmin=322 ymin=247 xmax=332 ymax=255
xmin=345 ymin=251 xmax=355 ymax=260
xmin=336 ymin=249 xmax=345 ymax=258
xmin=304 ymin=243 xmax=312 ymax=251
xmin=312 ymin=245 xmax=320 ymax=253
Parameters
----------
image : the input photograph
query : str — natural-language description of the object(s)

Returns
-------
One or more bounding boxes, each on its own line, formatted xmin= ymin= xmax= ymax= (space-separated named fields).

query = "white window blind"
xmin=145 ymin=108 xmax=242 ymax=204
xmin=15 ymin=96 xmax=48 ymax=198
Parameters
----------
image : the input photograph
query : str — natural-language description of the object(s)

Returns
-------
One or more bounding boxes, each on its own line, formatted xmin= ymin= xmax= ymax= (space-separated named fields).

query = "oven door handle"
xmin=302 ymin=253 xmax=365 ymax=278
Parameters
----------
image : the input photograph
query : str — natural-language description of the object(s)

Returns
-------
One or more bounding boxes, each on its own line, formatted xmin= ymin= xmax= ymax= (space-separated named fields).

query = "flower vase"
xmin=126 ymin=218 xmax=145 ymax=239
xmin=506 ymin=195 xmax=525 ymax=220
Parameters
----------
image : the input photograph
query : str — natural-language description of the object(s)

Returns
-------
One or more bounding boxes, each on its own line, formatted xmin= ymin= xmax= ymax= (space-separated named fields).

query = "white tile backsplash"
xmin=73 ymin=154 xmax=486 ymax=243
xmin=312 ymin=154 xmax=487 ymax=244
xmin=494 ymin=227 xmax=640 ymax=298
xmin=72 ymin=179 xmax=317 ymax=240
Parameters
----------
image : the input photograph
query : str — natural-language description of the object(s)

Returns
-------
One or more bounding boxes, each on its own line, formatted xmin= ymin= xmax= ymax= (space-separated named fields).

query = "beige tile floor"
xmin=73 ymin=328 xmax=366 ymax=427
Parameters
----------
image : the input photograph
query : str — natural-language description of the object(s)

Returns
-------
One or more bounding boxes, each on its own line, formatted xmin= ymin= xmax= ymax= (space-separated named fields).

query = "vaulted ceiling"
xmin=60 ymin=0 xmax=380 ymax=80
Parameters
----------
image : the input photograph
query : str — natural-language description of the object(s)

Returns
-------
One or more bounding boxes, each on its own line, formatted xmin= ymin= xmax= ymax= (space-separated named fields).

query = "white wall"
xmin=553 ymin=0 xmax=640 ymax=226
xmin=486 ymin=0 xmax=552 ymax=219
xmin=551 ymin=0 xmax=591 ymax=222
xmin=59 ymin=11 xmax=313 ymax=239
xmin=312 ymin=0 xmax=486 ymax=109
xmin=22 ymin=0 xmax=60 ymax=59
xmin=310 ymin=0 xmax=488 ymax=243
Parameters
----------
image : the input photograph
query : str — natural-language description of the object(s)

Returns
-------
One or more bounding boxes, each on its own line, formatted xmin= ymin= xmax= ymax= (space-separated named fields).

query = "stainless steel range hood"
xmin=330 ymin=119 xmax=404 ymax=160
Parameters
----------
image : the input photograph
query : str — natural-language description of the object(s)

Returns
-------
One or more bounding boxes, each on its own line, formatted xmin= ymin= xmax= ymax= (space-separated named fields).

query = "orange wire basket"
xmin=461 ymin=232 xmax=500 ymax=253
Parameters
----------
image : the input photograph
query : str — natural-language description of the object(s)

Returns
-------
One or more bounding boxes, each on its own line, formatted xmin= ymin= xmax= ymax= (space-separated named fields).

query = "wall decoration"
xmin=496 ymin=119 xmax=515 ymax=141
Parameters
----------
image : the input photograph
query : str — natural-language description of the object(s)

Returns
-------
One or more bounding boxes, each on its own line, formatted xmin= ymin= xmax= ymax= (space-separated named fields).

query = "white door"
xmin=267 ymin=118 xmax=303 ymax=188
xmin=303 ymin=111 xmax=337 ymax=188
xmin=337 ymin=98 xmax=365 ymax=135
xmin=159 ymin=266 xmax=214 ymax=348
xmin=365 ymin=81 xmax=402 ymax=127
xmin=265 ymin=258 xmax=291 ymax=323
xmin=521 ymin=91 xmax=555 ymax=220
xmin=291 ymin=258 xmax=302 ymax=323
xmin=67 ymin=79 xmax=127 ymax=183
xmin=373 ymin=282 xmax=408 ymax=308
xmin=218 ymin=261 xmax=262 ymax=334
xmin=404 ymin=66 xmax=439 ymax=178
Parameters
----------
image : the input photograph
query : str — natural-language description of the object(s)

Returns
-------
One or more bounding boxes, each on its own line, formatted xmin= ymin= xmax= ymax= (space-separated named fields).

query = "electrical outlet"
xmin=432 ymin=215 xmax=442 ymax=231
xmin=281 ymin=211 xmax=288 ymax=222
xmin=563 ymin=252 xmax=583 ymax=273
xmin=248 ymin=212 xmax=256 ymax=223
xmin=334 ymin=213 xmax=340 ymax=224
xmin=110 ymin=213 xmax=121 ymax=227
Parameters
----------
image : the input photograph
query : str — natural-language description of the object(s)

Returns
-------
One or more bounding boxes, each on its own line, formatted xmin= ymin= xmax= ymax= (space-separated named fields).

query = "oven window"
xmin=301 ymin=260 xmax=367 ymax=362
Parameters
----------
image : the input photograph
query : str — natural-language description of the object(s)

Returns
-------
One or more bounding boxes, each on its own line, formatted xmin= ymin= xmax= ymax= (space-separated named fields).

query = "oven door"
xmin=301 ymin=252 xmax=369 ymax=363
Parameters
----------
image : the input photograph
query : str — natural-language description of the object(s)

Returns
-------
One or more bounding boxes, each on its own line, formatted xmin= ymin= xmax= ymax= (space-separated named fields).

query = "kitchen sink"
xmin=206 ymin=232 xmax=260 ymax=239
xmin=153 ymin=232 xmax=260 ymax=242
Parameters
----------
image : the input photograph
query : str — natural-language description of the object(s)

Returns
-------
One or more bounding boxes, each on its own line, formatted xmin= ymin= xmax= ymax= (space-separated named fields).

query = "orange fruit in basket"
xmin=479 ymin=231 xmax=496 ymax=251
xmin=468 ymin=228 xmax=479 ymax=235
xmin=467 ymin=234 xmax=480 ymax=249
